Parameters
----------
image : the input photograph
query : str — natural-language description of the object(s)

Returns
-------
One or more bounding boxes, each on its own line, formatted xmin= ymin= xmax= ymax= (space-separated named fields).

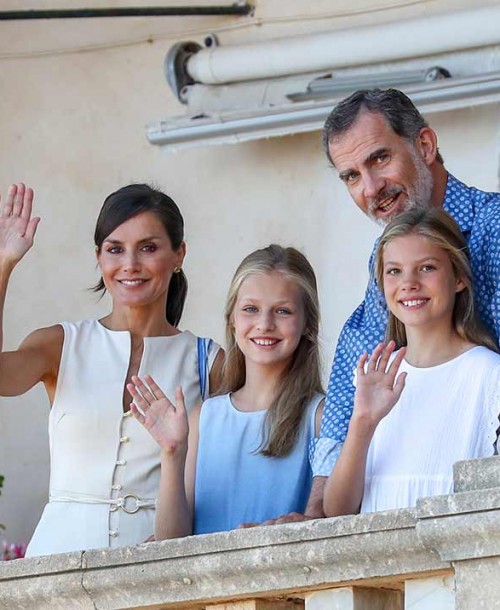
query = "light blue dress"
xmin=194 ymin=392 xmax=323 ymax=534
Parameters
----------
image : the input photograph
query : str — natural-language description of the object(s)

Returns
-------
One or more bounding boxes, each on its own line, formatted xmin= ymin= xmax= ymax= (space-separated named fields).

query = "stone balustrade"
xmin=1 ymin=456 xmax=500 ymax=610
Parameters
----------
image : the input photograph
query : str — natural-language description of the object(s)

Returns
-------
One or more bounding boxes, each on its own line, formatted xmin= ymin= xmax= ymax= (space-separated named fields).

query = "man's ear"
xmin=415 ymin=127 xmax=438 ymax=166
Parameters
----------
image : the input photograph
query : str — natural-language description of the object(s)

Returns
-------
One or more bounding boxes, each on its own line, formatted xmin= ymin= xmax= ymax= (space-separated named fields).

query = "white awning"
xmin=148 ymin=70 xmax=500 ymax=150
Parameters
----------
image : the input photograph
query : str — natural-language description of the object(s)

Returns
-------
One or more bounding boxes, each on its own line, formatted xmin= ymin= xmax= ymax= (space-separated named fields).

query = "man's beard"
xmin=368 ymin=146 xmax=434 ymax=226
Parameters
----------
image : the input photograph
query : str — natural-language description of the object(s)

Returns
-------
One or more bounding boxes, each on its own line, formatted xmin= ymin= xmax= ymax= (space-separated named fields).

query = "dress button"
xmin=112 ymin=484 xmax=122 ymax=491
xmin=109 ymin=530 xmax=118 ymax=537
xmin=116 ymin=459 xmax=127 ymax=466
xmin=120 ymin=436 xmax=130 ymax=443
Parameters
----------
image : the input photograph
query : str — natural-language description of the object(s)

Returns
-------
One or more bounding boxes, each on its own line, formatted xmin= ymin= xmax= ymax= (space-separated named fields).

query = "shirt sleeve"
xmin=469 ymin=195 xmax=500 ymax=342
xmin=483 ymin=203 xmax=500 ymax=341
xmin=320 ymin=242 xmax=388 ymax=445
xmin=485 ymin=363 xmax=500 ymax=455
xmin=309 ymin=436 xmax=344 ymax=477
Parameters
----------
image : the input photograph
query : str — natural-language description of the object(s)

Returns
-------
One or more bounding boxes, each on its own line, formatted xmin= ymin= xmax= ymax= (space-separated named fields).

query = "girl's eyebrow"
xmin=238 ymin=297 xmax=294 ymax=305
xmin=383 ymin=256 xmax=441 ymax=266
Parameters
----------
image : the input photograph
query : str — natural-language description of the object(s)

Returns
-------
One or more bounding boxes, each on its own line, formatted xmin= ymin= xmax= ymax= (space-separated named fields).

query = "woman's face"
xmin=382 ymin=233 xmax=464 ymax=334
xmin=96 ymin=211 xmax=185 ymax=309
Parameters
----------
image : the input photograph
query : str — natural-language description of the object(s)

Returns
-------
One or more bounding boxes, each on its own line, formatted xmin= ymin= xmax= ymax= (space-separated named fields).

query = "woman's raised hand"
xmin=353 ymin=341 xmax=407 ymax=428
xmin=0 ymin=184 xmax=40 ymax=268
xmin=128 ymin=375 xmax=188 ymax=455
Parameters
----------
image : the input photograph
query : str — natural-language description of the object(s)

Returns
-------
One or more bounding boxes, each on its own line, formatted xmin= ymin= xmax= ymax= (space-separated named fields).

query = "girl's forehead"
xmin=237 ymin=270 xmax=301 ymax=298
xmin=383 ymin=233 xmax=445 ymax=258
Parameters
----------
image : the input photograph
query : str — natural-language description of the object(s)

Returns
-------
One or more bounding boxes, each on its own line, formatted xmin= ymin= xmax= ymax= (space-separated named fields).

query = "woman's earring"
xmin=173 ymin=266 xmax=182 ymax=274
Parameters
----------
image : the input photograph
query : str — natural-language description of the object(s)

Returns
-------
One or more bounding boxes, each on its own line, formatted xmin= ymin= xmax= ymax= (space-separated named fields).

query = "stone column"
xmin=209 ymin=602 xmax=303 ymax=610
xmin=416 ymin=456 xmax=500 ymax=610
xmin=304 ymin=587 xmax=402 ymax=610
xmin=405 ymin=574 xmax=455 ymax=609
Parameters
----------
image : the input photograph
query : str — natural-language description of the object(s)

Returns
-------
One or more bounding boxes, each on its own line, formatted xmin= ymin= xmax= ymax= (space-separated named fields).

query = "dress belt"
xmin=49 ymin=491 xmax=156 ymax=514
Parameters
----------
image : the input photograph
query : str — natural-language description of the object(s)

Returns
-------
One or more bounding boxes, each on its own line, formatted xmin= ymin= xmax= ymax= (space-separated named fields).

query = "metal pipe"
xmin=147 ymin=71 xmax=500 ymax=149
xmin=185 ymin=5 xmax=500 ymax=85
xmin=0 ymin=4 xmax=253 ymax=20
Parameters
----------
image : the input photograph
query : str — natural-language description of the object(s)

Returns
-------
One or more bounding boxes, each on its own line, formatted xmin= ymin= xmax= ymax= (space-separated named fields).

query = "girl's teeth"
xmin=402 ymin=299 xmax=427 ymax=307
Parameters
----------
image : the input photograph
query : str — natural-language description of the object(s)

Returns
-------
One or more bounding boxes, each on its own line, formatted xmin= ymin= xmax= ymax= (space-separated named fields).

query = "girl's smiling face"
xmin=97 ymin=211 xmax=185 ymax=309
xmin=382 ymin=233 xmax=465 ymax=333
xmin=232 ymin=270 xmax=305 ymax=371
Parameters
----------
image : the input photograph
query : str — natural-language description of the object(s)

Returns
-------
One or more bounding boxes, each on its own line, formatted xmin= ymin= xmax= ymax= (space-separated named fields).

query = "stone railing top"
xmin=0 ymin=507 xmax=446 ymax=610
xmin=1 ymin=456 xmax=500 ymax=610
xmin=2 ymin=507 xmax=420 ymax=576
xmin=454 ymin=455 xmax=500 ymax=492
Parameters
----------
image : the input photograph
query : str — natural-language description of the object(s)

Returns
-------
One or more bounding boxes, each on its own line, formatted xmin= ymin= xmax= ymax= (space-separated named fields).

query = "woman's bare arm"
xmin=0 ymin=183 xmax=62 ymax=397
xmin=0 ymin=325 xmax=63 ymax=397
xmin=0 ymin=184 xmax=39 ymax=352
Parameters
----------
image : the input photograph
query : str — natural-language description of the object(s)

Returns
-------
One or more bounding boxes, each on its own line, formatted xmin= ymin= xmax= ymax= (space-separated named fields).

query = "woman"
xmin=0 ymin=183 xmax=222 ymax=556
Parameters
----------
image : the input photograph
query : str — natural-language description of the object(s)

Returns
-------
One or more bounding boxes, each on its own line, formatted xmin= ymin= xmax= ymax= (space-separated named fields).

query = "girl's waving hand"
xmin=128 ymin=375 xmax=189 ymax=455
xmin=354 ymin=341 xmax=407 ymax=428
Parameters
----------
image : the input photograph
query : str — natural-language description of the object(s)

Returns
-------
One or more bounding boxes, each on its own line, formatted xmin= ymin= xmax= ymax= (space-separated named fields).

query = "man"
xmin=309 ymin=88 xmax=500 ymax=507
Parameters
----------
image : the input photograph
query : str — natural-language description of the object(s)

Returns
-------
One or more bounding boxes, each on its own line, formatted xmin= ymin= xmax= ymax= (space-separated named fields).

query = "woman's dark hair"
xmin=93 ymin=184 xmax=187 ymax=327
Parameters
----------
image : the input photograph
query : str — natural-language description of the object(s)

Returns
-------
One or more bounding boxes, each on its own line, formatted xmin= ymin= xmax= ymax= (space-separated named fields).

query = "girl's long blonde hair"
xmin=375 ymin=207 xmax=498 ymax=352
xmin=221 ymin=244 xmax=323 ymax=458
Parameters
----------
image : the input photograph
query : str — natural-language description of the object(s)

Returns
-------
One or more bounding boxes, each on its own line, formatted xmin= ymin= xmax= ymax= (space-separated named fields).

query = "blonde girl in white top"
xmin=324 ymin=207 xmax=499 ymax=516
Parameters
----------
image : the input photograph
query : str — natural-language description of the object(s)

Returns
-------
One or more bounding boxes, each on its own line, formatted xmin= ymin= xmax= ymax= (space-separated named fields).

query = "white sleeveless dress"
xmin=361 ymin=346 xmax=500 ymax=513
xmin=26 ymin=319 xmax=219 ymax=557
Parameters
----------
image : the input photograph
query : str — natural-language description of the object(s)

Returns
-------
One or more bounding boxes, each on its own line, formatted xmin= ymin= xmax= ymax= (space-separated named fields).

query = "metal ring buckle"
xmin=120 ymin=493 xmax=140 ymax=514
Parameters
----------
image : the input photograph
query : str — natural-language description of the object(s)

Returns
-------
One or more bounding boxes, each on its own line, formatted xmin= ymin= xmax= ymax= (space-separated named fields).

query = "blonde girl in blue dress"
xmin=129 ymin=244 xmax=324 ymax=538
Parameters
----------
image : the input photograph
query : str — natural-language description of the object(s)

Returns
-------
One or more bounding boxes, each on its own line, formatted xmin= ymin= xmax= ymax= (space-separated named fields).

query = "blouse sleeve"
xmin=484 ymin=363 xmax=500 ymax=455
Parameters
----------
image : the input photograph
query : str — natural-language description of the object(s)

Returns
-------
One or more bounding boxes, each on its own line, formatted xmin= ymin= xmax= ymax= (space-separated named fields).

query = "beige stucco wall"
xmin=0 ymin=0 xmax=499 ymax=545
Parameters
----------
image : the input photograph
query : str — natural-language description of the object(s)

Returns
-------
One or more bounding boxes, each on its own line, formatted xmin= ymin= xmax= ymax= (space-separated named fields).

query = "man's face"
xmin=328 ymin=111 xmax=433 ymax=225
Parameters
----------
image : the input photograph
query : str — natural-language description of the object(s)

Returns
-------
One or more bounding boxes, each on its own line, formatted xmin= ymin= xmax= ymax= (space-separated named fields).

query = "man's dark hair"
xmin=322 ymin=88 xmax=444 ymax=165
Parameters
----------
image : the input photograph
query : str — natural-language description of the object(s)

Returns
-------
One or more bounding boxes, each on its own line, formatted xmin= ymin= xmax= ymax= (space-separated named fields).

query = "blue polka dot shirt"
xmin=311 ymin=174 xmax=500 ymax=476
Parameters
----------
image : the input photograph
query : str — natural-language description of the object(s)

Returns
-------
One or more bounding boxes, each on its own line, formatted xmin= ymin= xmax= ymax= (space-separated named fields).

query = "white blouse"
xmin=361 ymin=346 xmax=500 ymax=513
